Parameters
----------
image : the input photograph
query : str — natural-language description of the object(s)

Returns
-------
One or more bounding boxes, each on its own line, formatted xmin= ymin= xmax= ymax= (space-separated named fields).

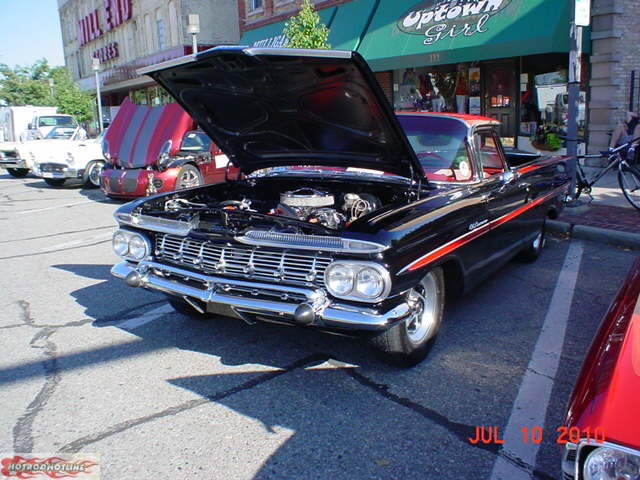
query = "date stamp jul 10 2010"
xmin=468 ymin=426 xmax=606 ymax=445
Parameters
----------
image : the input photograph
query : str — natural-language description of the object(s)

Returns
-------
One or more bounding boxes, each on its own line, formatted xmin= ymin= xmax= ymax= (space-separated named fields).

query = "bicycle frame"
xmin=576 ymin=136 xmax=640 ymax=189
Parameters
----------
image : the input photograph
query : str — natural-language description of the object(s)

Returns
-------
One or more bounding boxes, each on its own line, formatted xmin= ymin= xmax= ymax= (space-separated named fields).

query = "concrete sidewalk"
xmin=548 ymin=166 xmax=640 ymax=249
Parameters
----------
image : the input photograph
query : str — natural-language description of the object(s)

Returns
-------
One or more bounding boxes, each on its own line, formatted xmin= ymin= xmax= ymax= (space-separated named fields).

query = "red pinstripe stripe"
xmin=400 ymin=186 xmax=567 ymax=273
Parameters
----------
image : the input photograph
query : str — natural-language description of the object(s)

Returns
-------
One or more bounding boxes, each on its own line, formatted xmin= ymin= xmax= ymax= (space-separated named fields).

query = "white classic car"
xmin=30 ymin=128 xmax=105 ymax=187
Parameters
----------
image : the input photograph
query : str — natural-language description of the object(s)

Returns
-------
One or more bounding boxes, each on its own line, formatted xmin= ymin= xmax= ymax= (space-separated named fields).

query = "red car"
xmin=562 ymin=258 xmax=640 ymax=479
xmin=100 ymin=98 xmax=236 ymax=198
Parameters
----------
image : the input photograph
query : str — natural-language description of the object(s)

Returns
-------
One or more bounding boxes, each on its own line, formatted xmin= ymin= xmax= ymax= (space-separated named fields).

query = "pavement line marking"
xmin=489 ymin=240 xmax=584 ymax=480
xmin=6 ymin=200 xmax=95 ymax=214
xmin=37 ymin=231 xmax=115 ymax=253
xmin=115 ymin=304 xmax=174 ymax=330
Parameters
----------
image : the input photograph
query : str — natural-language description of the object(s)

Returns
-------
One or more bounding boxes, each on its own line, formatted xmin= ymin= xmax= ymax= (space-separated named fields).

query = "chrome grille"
xmin=155 ymin=234 xmax=332 ymax=287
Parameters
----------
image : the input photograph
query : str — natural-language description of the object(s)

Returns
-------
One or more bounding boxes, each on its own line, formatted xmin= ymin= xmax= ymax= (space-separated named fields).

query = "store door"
xmin=482 ymin=60 xmax=517 ymax=148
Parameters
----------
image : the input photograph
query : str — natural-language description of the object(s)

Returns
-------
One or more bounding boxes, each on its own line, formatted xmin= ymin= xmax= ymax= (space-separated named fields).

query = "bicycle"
xmin=571 ymin=137 xmax=640 ymax=211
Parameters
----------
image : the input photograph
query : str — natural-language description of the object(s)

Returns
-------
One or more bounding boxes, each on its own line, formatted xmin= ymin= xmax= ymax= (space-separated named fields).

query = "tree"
xmin=283 ymin=0 xmax=331 ymax=49
xmin=0 ymin=60 xmax=94 ymax=124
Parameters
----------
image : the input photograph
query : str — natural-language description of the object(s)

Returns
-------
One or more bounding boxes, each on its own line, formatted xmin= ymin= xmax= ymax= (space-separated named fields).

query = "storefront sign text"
xmin=93 ymin=42 xmax=120 ymax=63
xmin=251 ymin=34 xmax=288 ymax=48
xmin=78 ymin=0 xmax=132 ymax=46
xmin=398 ymin=0 xmax=511 ymax=46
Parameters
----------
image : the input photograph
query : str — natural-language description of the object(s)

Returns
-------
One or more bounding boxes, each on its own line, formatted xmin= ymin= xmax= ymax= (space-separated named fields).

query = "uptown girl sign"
xmin=397 ymin=0 xmax=511 ymax=46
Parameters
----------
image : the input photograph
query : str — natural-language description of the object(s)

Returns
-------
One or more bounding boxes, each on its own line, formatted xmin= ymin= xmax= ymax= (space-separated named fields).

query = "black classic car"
xmin=110 ymin=47 xmax=568 ymax=365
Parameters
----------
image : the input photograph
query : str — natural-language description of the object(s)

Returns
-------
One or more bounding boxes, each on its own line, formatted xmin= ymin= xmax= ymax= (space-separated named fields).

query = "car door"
xmin=474 ymin=128 xmax=529 ymax=260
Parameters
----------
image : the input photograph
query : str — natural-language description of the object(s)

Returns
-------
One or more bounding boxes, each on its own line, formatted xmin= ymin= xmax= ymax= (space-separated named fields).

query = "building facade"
xmin=57 ymin=0 xmax=239 ymax=123
xmin=238 ymin=0 xmax=640 ymax=158
xmin=587 ymin=0 xmax=640 ymax=157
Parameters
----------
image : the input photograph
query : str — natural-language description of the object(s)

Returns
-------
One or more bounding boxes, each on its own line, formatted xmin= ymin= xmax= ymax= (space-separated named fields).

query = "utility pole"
xmin=567 ymin=0 xmax=589 ymax=203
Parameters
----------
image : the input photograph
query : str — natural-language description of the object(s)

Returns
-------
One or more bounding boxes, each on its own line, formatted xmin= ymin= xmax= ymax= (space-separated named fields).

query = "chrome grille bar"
xmin=155 ymin=234 xmax=331 ymax=287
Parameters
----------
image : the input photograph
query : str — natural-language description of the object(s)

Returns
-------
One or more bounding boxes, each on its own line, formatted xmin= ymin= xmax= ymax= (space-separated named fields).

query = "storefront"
xmin=240 ymin=0 xmax=590 ymax=153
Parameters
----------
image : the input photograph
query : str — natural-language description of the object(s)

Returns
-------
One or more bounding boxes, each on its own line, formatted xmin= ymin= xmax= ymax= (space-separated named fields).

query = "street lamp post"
xmin=92 ymin=57 xmax=103 ymax=134
xmin=187 ymin=14 xmax=200 ymax=55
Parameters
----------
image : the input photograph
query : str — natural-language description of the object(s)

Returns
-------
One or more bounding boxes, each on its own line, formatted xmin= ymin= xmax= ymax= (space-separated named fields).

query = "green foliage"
xmin=531 ymin=123 xmax=563 ymax=151
xmin=284 ymin=0 xmax=331 ymax=49
xmin=0 ymin=60 xmax=94 ymax=124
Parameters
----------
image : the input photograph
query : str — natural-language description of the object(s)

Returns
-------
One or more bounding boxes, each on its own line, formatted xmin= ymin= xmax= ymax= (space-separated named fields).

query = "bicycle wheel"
xmin=618 ymin=164 xmax=640 ymax=211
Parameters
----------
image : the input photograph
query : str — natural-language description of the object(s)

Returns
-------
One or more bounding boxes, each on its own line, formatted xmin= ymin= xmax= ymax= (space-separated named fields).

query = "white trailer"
xmin=0 ymin=106 xmax=58 ymax=143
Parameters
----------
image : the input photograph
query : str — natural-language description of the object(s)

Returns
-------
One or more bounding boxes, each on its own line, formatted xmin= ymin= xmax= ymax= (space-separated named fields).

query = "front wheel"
xmin=6 ymin=168 xmax=29 ymax=178
xmin=618 ymin=165 xmax=640 ymax=211
xmin=83 ymin=160 xmax=104 ymax=188
xmin=369 ymin=267 xmax=445 ymax=367
xmin=175 ymin=164 xmax=203 ymax=190
xmin=44 ymin=178 xmax=66 ymax=187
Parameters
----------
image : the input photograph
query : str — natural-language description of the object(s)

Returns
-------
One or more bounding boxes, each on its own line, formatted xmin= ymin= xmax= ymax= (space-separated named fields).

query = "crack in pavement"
xmin=12 ymin=300 xmax=61 ymax=453
xmin=59 ymin=353 xmax=330 ymax=453
xmin=0 ymin=225 xmax=114 ymax=244
xmin=343 ymin=368 xmax=500 ymax=455
xmin=0 ymin=239 xmax=111 ymax=261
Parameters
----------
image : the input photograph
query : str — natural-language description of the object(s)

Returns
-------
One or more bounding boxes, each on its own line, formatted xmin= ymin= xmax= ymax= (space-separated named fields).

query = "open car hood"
xmin=104 ymin=98 xmax=194 ymax=168
xmin=140 ymin=47 xmax=424 ymax=182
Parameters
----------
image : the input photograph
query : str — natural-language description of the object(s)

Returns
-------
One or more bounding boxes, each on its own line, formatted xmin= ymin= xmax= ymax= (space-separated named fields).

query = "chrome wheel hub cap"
xmin=89 ymin=163 xmax=103 ymax=186
xmin=533 ymin=231 xmax=543 ymax=250
xmin=405 ymin=272 xmax=438 ymax=345
xmin=177 ymin=169 xmax=200 ymax=189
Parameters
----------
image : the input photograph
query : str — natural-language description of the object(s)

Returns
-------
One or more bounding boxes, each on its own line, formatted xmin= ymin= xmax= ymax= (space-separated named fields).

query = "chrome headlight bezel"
xmin=579 ymin=442 xmax=640 ymax=480
xmin=324 ymin=261 xmax=391 ymax=303
xmin=101 ymin=137 xmax=111 ymax=160
xmin=112 ymin=229 xmax=151 ymax=262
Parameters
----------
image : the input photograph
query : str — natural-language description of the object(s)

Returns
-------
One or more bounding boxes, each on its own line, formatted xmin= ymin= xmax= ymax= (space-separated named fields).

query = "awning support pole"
xmin=566 ymin=14 xmax=583 ymax=201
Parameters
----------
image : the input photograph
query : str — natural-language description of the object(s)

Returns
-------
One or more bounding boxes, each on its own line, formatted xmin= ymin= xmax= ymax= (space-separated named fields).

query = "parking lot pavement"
xmin=0 ymin=173 xmax=637 ymax=480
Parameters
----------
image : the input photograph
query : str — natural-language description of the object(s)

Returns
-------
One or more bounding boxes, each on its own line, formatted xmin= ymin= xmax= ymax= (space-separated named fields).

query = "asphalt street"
xmin=0 ymin=173 xmax=637 ymax=480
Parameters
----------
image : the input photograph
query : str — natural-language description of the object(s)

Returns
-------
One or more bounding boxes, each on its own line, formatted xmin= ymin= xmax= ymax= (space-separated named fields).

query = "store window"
xmin=519 ymin=53 xmax=586 ymax=153
xmin=392 ymin=64 xmax=471 ymax=115
xmin=157 ymin=18 xmax=165 ymax=50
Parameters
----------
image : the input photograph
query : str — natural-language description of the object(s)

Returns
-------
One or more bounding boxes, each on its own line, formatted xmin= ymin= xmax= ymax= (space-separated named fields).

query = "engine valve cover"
xmin=280 ymin=188 xmax=334 ymax=208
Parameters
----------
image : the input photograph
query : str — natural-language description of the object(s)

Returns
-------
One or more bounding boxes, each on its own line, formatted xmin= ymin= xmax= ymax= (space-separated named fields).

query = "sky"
xmin=0 ymin=0 xmax=65 ymax=68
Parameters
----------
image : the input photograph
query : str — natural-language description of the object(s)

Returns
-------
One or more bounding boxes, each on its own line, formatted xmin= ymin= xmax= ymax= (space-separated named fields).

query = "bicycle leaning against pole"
xmin=570 ymin=137 xmax=640 ymax=211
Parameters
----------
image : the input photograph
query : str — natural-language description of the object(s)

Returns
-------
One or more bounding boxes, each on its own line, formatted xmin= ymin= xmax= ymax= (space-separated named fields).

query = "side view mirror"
xmin=27 ymin=123 xmax=33 ymax=130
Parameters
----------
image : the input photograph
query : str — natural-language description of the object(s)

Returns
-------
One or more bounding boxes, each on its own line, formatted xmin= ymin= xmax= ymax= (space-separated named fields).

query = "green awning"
xmin=357 ymin=0 xmax=588 ymax=71
xmin=327 ymin=0 xmax=378 ymax=50
xmin=239 ymin=6 xmax=338 ymax=48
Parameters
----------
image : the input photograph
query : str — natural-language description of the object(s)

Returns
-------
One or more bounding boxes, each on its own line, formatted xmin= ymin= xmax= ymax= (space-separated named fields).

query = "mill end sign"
xmin=398 ymin=0 xmax=511 ymax=46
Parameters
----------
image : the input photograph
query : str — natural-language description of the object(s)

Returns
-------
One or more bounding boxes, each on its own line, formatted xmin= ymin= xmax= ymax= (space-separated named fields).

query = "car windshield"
xmin=38 ymin=116 xmax=77 ymax=127
xmin=44 ymin=126 xmax=77 ymax=139
xmin=180 ymin=131 xmax=212 ymax=152
xmin=398 ymin=115 xmax=474 ymax=182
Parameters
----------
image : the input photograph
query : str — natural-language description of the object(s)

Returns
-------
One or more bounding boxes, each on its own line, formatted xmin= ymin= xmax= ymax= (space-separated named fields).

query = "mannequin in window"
xmin=455 ymin=69 xmax=469 ymax=113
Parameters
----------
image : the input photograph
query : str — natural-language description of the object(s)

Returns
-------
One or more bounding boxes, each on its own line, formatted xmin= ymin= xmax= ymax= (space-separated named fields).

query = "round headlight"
xmin=355 ymin=267 xmax=385 ymax=298
xmin=112 ymin=231 xmax=129 ymax=257
xmin=326 ymin=264 xmax=355 ymax=296
xmin=128 ymin=235 xmax=149 ymax=261
xmin=585 ymin=447 xmax=640 ymax=480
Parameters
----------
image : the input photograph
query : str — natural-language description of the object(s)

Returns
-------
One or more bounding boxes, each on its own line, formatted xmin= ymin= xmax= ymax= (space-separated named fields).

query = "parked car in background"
xmin=109 ymin=47 xmax=568 ymax=366
xmin=32 ymin=129 xmax=106 ymax=188
xmin=99 ymin=98 xmax=233 ymax=198
xmin=561 ymin=257 xmax=640 ymax=480
xmin=0 ymin=125 xmax=87 ymax=178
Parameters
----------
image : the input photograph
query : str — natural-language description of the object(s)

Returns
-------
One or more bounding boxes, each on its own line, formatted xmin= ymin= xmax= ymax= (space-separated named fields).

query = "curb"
xmin=548 ymin=220 xmax=640 ymax=250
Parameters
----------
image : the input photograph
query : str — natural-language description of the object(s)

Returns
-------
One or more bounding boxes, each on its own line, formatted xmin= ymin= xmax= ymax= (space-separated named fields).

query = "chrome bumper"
xmin=34 ymin=164 xmax=84 ymax=179
xmin=0 ymin=158 xmax=27 ymax=169
xmin=111 ymin=260 xmax=410 ymax=331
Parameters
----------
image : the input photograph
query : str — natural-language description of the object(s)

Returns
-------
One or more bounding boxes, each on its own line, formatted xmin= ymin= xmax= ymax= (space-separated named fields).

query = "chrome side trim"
xmin=111 ymin=261 xmax=409 ymax=330
xmin=137 ymin=54 xmax=197 ymax=76
xmin=244 ymin=47 xmax=353 ymax=59
xmin=236 ymin=230 xmax=387 ymax=253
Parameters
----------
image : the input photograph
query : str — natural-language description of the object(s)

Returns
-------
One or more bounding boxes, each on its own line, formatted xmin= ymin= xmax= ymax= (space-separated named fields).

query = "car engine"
xmin=275 ymin=188 xmax=381 ymax=229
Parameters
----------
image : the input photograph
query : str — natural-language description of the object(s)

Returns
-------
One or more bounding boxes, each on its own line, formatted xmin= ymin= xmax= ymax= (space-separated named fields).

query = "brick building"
xmin=587 ymin=0 xmax=640 ymax=156
xmin=57 ymin=0 xmax=239 ymax=123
